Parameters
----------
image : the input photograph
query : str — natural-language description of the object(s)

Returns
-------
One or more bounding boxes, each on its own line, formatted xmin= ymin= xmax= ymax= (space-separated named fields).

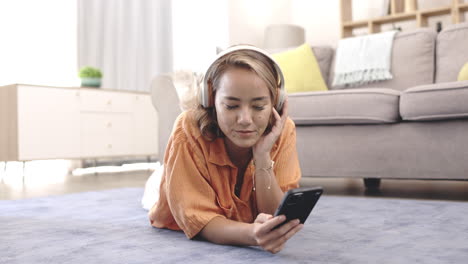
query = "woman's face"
xmin=215 ymin=67 xmax=273 ymax=151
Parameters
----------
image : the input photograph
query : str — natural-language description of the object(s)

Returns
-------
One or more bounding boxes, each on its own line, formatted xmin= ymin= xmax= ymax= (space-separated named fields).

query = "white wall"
xmin=172 ymin=0 xmax=229 ymax=72
xmin=0 ymin=0 xmax=78 ymax=86
xmin=228 ymin=0 xmax=292 ymax=47
xmin=227 ymin=0 xmax=463 ymax=48
xmin=290 ymin=0 xmax=340 ymax=47
xmin=228 ymin=0 xmax=340 ymax=47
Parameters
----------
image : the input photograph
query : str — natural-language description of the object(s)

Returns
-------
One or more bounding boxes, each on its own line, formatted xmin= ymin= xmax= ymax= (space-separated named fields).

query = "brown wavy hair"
xmin=194 ymin=49 xmax=281 ymax=141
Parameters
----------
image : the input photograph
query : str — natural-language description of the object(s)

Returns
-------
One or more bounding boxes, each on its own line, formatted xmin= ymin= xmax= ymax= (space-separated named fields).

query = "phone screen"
xmin=273 ymin=187 xmax=323 ymax=228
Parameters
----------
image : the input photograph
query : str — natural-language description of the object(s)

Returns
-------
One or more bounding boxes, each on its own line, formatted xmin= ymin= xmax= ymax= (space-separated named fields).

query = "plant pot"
xmin=81 ymin=77 xmax=101 ymax=88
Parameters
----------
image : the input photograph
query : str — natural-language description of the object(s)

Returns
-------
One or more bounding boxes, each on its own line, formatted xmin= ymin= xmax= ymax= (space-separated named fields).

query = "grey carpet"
xmin=1 ymin=188 xmax=467 ymax=264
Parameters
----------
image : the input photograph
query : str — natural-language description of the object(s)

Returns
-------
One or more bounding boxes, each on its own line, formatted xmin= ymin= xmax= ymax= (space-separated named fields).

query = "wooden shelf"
xmin=343 ymin=20 xmax=368 ymax=28
xmin=460 ymin=3 xmax=468 ymax=12
xmin=372 ymin=12 xmax=416 ymax=24
xmin=419 ymin=6 xmax=451 ymax=17
xmin=340 ymin=0 xmax=468 ymax=38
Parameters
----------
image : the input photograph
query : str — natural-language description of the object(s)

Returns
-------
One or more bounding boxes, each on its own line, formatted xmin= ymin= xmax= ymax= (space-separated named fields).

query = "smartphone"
xmin=273 ymin=187 xmax=323 ymax=229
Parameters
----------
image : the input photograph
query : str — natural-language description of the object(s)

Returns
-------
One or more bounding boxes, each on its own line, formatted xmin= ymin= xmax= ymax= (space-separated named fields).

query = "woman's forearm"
xmin=254 ymin=168 xmax=284 ymax=214
xmin=199 ymin=216 xmax=257 ymax=246
xmin=253 ymin=154 xmax=284 ymax=214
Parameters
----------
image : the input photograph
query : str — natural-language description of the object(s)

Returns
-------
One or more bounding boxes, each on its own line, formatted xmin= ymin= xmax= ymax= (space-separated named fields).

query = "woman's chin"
xmin=229 ymin=138 xmax=257 ymax=149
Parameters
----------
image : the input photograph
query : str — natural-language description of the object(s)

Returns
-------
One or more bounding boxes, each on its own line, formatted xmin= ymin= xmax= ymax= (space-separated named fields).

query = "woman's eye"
xmin=225 ymin=105 xmax=238 ymax=110
xmin=253 ymin=105 xmax=265 ymax=111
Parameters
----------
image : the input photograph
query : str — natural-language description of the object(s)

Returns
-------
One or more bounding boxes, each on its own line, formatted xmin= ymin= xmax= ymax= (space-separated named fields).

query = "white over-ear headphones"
xmin=201 ymin=45 xmax=286 ymax=111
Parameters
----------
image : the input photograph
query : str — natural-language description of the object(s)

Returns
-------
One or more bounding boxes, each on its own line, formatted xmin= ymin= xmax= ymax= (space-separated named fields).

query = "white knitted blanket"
xmin=332 ymin=30 xmax=397 ymax=87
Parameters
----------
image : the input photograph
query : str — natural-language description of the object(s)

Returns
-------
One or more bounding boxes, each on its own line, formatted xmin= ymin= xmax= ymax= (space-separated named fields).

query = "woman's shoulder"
xmin=171 ymin=109 xmax=204 ymax=145
xmin=283 ymin=117 xmax=296 ymax=134
xmin=273 ymin=117 xmax=296 ymax=150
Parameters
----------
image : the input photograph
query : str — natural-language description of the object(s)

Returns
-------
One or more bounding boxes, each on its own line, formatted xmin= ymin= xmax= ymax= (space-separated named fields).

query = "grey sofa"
xmin=151 ymin=22 xmax=468 ymax=189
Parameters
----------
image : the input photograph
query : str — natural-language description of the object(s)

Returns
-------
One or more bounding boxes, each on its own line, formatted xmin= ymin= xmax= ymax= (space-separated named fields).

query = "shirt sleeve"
xmin=272 ymin=118 xmax=302 ymax=192
xmin=164 ymin=132 xmax=226 ymax=239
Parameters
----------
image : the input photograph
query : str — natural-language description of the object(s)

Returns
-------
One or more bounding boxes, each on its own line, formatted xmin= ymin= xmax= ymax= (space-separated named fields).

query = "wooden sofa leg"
xmin=363 ymin=178 xmax=381 ymax=190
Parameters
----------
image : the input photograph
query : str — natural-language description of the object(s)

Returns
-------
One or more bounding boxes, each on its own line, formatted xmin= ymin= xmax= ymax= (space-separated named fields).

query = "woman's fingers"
xmin=256 ymin=218 xmax=303 ymax=254
xmin=256 ymin=215 xmax=286 ymax=236
xmin=271 ymin=107 xmax=285 ymax=134
xmin=272 ymin=218 xmax=301 ymax=237
xmin=256 ymin=217 xmax=300 ymax=244
xmin=281 ymin=96 xmax=289 ymax=120
xmin=254 ymin=213 xmax=273 ymax=224
xmin=273 ymin=97 xmax=288 ymax=132
xmin=267 ymin=223 xmax=304 ymax=253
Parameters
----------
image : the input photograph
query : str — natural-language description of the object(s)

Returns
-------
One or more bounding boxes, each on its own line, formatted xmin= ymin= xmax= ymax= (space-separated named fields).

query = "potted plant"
xmin=79 ymin=66 xmax=103 ymax=88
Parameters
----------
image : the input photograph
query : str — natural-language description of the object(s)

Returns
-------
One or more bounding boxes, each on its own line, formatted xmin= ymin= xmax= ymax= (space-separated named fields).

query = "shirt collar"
xmin=208 ymin=138 xmax=236 ymax=168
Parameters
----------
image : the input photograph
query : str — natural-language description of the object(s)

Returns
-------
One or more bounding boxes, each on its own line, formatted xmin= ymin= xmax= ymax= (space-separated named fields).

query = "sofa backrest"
xmin=311 ymin=46 xmax=334 ymax=88
xmin=328 ymin=28 xmax=437 ymax=91
xmin=435 ymin=22 xmax=468 ymax=83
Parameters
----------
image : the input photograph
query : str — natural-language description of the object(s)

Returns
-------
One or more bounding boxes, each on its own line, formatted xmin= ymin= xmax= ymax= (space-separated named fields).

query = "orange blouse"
xmin=148 ymin=110 xmax=301 ymax=239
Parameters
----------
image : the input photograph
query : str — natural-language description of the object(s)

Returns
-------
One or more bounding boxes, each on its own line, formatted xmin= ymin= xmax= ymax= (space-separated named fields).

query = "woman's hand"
xmin=252 ymin=98 xmax=289 ymax=162
xmin=251 ymin=212 xmax=303 ymax=254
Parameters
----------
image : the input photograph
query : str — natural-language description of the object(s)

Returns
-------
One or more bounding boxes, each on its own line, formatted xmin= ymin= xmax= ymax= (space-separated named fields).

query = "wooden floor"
xmin=1 ymin=166 xmax=468 ymax=201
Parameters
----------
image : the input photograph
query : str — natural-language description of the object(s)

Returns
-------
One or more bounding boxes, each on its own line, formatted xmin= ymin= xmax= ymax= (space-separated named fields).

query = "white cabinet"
xmin=80 ymin=113 xmax=134 ymax=157
xmin=0 ymin=84 xmax=158 ymax=161
xmin=17 ymin=86 xmax=81 ymax=160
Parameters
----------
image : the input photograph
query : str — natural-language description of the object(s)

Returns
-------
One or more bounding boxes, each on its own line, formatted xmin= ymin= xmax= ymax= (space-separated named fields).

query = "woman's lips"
xmin=236 ymin=130 xmax=255 ymax=137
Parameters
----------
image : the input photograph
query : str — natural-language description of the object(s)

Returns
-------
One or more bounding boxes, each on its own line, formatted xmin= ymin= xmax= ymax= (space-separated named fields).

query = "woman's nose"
xmin=237 ymin=107 xmax=253 ymax=125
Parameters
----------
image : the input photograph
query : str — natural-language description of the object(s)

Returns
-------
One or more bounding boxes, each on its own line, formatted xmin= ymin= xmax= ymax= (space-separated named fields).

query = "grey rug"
xmin=1 ymin=188 xmax=467 ymax=264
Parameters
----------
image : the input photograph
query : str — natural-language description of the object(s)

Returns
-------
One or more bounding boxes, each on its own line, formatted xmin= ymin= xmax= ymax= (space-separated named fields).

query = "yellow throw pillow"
xmin=458 ymin=62 xmax=468 ymax=81
xmin=272 ymin=43 xmax=328 ymax=93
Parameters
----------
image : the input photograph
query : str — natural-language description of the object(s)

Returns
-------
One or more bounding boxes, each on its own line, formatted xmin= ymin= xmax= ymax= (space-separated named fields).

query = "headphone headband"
xmin=201 ymin=45 xmax=286 ymax=111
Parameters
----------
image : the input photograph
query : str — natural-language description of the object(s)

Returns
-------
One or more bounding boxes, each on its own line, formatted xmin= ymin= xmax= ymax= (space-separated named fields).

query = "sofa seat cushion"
xmin=288 ymin=88 xmax=401 ymax=125
xmin=400 ymin=80 xmax=468 ymax=121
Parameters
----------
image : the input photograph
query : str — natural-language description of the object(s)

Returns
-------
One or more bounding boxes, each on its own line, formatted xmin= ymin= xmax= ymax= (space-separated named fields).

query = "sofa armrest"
xmin=150 ymin=74 xmax=182 ymax=161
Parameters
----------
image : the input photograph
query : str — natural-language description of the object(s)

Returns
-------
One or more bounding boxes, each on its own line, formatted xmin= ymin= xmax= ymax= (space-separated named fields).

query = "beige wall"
xmin=228 ymin=0 xmax=463 ymax=48
xmin=228 ymin=0 xmax=293 ymax=48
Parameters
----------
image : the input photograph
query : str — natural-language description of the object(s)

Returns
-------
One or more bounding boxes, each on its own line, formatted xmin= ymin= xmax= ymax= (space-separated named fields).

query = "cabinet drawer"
xmin=80 ymin=90 xmax=134 ymax=113
xmin=17 ymin=86 xmax=81 ymax=160
xmin=80 ymin=113 xmax=134 ymax=157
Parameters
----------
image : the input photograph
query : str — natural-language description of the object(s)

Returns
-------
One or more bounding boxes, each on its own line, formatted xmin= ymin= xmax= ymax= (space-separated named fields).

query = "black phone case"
xmin=273 ymin=187 xmax=323 ymax=228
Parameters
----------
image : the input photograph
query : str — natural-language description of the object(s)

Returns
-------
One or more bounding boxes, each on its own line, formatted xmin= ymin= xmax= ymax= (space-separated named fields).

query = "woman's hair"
xmin=194 ymin=49 xmax=280 ymax=141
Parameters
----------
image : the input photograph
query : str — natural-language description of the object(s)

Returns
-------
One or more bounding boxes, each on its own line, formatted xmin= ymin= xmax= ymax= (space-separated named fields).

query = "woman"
xmin=149 ymin=45 xmax=302 ymax=254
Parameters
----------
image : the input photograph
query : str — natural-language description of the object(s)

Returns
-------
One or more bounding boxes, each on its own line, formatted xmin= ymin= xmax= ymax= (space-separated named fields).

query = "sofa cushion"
xmin=436 ymin=22 xmax=468 ymax=83
xmin=311 ymin=46 xmax=334 ymax=88
xmin=328 ymin=28 xmax=436 ymax=91
xmin=288 ymin=88 xmax=400 ymax=125
xmin=272 ymin=44 xmax=328 ymax=93
xmin=400 ymin=80 xmax=468 ymax=121
xmin=267 ymin=46 xmax=334 ymax=88
xmin=458 ymin=62 xmax=468 ymax=81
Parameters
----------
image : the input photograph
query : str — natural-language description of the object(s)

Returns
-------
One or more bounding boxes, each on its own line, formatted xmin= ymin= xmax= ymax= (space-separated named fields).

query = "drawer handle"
xmin=107 ymin=100 xmax=112 ymax=105
xmin=107 ymin=122 xmax=112 ymax=128
xmin=107 ymin=144 xmax=112 ymax=149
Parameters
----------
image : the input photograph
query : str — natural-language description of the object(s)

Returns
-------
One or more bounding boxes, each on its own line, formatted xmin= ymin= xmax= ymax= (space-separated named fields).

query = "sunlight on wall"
xmin=172 ymin=0 xmax=229 ymax=73
xmin=0 ymin=0 xmax=79 ymax=87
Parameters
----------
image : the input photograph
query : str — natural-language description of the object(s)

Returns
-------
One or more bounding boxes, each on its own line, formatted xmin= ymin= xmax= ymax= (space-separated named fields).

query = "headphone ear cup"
xmin=275 ymin=88 xmax=286 ymax=113
xmin=201 ymin=79 xmax=210 ymax=108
